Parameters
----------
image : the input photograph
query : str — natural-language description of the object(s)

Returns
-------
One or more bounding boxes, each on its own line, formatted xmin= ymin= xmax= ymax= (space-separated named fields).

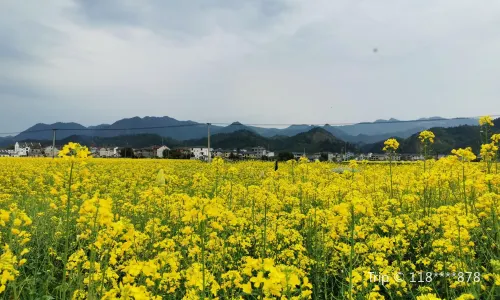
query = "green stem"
xmin=348 ymin=204 xmax=355 ymax=300
xmin=462 ymin=164 xmax=467 ymax=215
xmin=62 ymin=161 xmax=74 ymax=299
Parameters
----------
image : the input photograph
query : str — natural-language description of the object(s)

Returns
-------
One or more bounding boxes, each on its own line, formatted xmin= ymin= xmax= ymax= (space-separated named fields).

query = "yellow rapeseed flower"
xmin=479 ymin=115 xmax=494 ymax=126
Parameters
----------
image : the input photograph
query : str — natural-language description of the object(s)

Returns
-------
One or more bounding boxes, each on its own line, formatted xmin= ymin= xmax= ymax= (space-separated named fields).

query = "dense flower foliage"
xmin=0 ymin=145 xmax=499 ymax=298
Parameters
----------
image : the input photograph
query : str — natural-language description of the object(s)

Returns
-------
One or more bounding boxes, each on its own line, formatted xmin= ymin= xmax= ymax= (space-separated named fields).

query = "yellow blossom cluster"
xmin=419 ymin=130 xmax=435 ymax=144
xmin=452 ymin=147 xmax=477 ymax=162
xmin=58 ymin=142 xmax=91 ymax=159
xmin=383 ymin=138 xmax=400 ymax=152
xmin=479 ymin=116 xmax=494 ymax=127
xmin=0 ymin=141 xmax=499 ymax=298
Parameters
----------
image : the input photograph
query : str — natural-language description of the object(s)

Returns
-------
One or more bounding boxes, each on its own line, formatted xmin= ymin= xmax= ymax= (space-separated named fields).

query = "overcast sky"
xmin=1 ymin=0 xmax=500 ymax=133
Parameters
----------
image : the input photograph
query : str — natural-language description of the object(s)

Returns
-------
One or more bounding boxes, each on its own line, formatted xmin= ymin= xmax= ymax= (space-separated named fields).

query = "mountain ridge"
xmin=0 ymin=115 xmax=482 ymax=147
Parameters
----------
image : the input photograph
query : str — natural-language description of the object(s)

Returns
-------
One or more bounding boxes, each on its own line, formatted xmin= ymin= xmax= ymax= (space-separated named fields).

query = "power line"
xmin=0 ymin=114 xmax=498 ymax=136
xmin=0 ymin=123 xmax=205 ymax=136
xmin=59 ymin=123 xmax=204 ymax=131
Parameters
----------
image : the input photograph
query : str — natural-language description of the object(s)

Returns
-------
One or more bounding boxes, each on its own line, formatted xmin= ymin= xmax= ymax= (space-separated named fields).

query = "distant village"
xmin=0 ymin=142 xmax=449 ymax=162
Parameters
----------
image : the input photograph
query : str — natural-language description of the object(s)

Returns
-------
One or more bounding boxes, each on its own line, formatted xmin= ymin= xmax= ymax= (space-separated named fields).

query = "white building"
xmin=44 ymin=146 xmax=59 ymax=157
xmin=157 ymin=146 xmax=171 ymax=158
xmin=99 ymin=147 xmax=120 ymax=158
xmin=90 ymin=147 xmax=99 ymax=156
xmin=191 ymin=147 xmax=214 ymax=160
xmin=14 ymin=142 xmax=30 ymax=156
xmin=250 ymin=146 xmax=266 ymax=157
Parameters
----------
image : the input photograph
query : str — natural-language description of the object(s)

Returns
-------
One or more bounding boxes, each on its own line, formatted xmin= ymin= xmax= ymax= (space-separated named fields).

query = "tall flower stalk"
xmin=491 ymin=134 xmax=500 ymax=174
xmin=419 ymin=130 xmax=435 ymax=172
xmin=451 ymin=147 xmax=476 ymax=215
xmin=419 ymin=130 xmax=435 ymax=214
xmin=479 ymin=115 xmax=494 ymax=144
xmin=57 ymin=142 xmax=91 ymax=299
xmin=383 ymin=138 xmax=399 ymax=198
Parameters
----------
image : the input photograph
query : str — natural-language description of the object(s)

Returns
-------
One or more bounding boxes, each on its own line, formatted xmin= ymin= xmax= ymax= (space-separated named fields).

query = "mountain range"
xmin=0 ymin=115 xmax=480 ymax=147
xmin=363 ymin=118 xmax=500 ymax=154
xmin=3 ymin=128 xmax=356 ymax=154
xmin=3 ymin=117 xmax=498 ymax=155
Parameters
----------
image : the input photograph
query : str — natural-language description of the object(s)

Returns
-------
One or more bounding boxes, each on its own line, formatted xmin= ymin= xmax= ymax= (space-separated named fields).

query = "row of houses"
xmin=0 ymin=142 xmax=449 ymax=162
xmin=297 ymin=152 xmax=443 ymax=162
xmin=0 ymin=142 xmax=47 ymax=157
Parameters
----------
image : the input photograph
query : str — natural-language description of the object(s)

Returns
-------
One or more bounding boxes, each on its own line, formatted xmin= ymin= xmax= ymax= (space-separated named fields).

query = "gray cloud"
xmin=70 ymin=0 xmax=291 ymax=41
xmin=1 ymin=0 xmax=500 ymax=134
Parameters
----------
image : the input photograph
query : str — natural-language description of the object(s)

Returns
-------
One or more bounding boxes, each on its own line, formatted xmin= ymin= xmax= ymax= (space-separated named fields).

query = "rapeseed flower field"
xmin=0 ymin=128 xmax=499 ymax=299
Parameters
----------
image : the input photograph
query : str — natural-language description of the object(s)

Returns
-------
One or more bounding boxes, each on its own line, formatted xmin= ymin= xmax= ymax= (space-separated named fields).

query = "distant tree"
xmin=162 ymin=148 xmax=170 ymax=158
xmin=261 ymin=155 xmax=269 ymax=161
xmin=167 ymin=149 xmax=183 ymax=159
xmin=166 ymin=149 xmax=194 ymax=159
xmin=320 ymin=153 xmax=328 ymax=162
xmin=120 ymin=147 xmax=135 ymax=158
xmin=278 ymin=152 xmax=294 ymax=161
xmin=228 ymin=152 xmax=238 ymax=160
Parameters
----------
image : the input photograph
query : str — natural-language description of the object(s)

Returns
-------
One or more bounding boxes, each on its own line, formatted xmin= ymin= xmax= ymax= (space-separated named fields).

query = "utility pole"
xmin=344 ymin=141 xmax=347 ymax=161
xmin=207 ymin=123 xmax=211 ymax=162
xmin=52 ymin=129 xmax=57 ymax=159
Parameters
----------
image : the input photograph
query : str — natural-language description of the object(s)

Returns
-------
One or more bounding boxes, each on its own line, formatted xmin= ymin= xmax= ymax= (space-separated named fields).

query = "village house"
xmin=99 ymin=148 xmax=113 ymax=158
xmin=0 ymin=150 xmax=11 ymax=157
xmin=13 ymin=142 xmax=30 ymax=157
xmin=171 ymin=147 xmax=193 ymax=158
xmin=44 ymin=146 xmax=60 ymax=157
xmin=328 ymin=153 xmax=342 ymax=162
xmin=369 ymin=153 xmax=386 ymax=161
xmin=157 ymin=145 xmax=170 ymax=158
xmin=212 ymin=148 xmax=224 ymax=158
xmin=356 ymin=153 xmax=370 ymax=161
xmin=190 ymin=147 xmax=213 ymax=160
xmin=25 ymin=143 xmax=44 ymax=157
xmin=401 ymin=154 xmax=424 ymax=161
xmin=133 ymin=148 xmax=155 ymax=158
xmin=250 ymin=146 xmax=266 ymax=157
xmin=89 ymin=147 xmax=99 ymax=157
xmin=241 ymin=151 xmax=259 ymax=159
xmin=310 ymin=153 xmax=322 ymax=161
xmin=99 ymin=147 xmax=120 ymax=158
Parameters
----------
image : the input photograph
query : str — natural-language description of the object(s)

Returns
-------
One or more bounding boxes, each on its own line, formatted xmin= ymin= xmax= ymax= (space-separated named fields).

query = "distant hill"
xmin=362 ymin=119 xmax=500 ymax=154
xmin=15 ymin=122 xmax=87 ymax=140
xmin=7 ymin=117 xmax=498 ymax=155
xmin=86 ymin=116 xmax=220 ymax=140
xmin=185 ymin=128 xmax=356 ymax=153
xmin=337 ymin=117 xmax=477 ymax=136
xmin=185 ymin=129 xmax=271 ymax=150
xmin=9 ymin=128 xmax=357 ymax=154
xmin=273 ymin=127 xmax=356 ymax=153
xmin=0 ymin=136 xmax=14 ymax=147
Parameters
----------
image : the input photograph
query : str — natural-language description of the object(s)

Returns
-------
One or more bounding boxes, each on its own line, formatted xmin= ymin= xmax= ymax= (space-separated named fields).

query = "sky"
xmin=1 ymin=0 xmax=500 ymax=134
